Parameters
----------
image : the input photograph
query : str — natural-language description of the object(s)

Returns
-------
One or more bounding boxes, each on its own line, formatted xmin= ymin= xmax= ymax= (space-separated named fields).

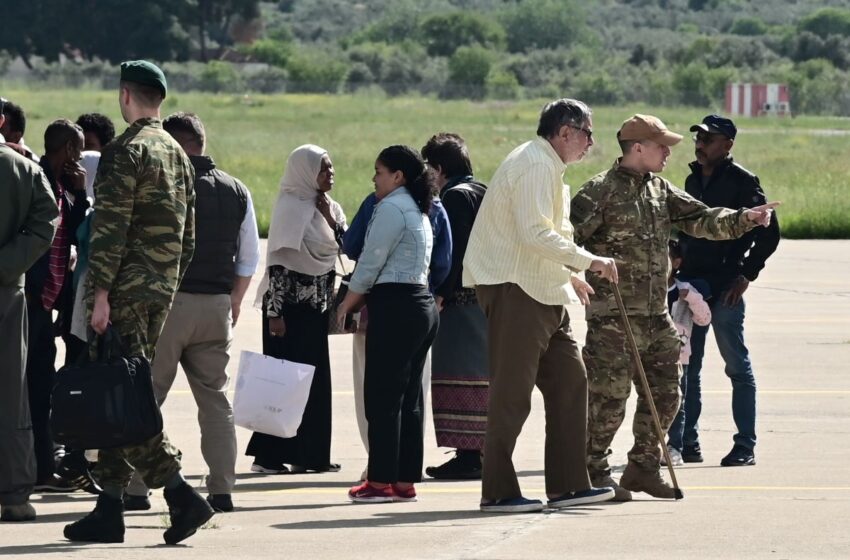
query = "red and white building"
xmin=725 ymin=83 xmax=791 ymax=117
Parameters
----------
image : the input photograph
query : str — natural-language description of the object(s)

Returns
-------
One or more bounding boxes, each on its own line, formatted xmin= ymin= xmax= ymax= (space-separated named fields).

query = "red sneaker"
xmin=391 ymin=484 xmax=417 ymax=502
xmin=348 ymin=482 xmax=394 ymax=503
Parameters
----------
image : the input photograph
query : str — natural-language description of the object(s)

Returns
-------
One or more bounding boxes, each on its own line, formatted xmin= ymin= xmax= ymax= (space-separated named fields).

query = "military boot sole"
xmin=619 ymin=471 xmax=677 ymax=499
xmin=63 ymin=524 xmax=125 ymax=543
xmin=609 ymin=485 xmax=633 ymax=502
xmin=590 ymin=477 xmax=633 ymax=502
xmin=163 ymin=504 xmax=214 ymax=545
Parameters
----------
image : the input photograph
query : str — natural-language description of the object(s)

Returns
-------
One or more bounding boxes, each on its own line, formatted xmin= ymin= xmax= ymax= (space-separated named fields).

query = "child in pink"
xmin=664 ymin=240 xmax=712 ymax=466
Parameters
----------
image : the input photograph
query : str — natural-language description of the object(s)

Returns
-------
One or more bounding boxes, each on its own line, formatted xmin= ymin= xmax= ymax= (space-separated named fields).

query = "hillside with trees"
xmin=4 ymin=0 xmax=850 ymax=114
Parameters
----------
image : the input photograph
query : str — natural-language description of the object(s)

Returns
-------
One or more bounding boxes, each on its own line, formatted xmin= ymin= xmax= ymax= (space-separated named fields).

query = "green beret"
xmin=120 ymin=60 xmax=167 ymax=98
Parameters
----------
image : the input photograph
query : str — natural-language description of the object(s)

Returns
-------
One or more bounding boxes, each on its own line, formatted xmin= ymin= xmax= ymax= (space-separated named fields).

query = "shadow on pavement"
xmin=0 ymin=542 xmax=169 ymax=556
xmin=272 ymin=507 xmax=595 ymax=530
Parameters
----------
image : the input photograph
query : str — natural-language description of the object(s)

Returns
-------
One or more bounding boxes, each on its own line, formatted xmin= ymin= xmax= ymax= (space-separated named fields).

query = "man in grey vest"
xmin=0 ymin=98 xmax=59 ymax=522
xmin=125 ymin=112 xmax=260 ymax=513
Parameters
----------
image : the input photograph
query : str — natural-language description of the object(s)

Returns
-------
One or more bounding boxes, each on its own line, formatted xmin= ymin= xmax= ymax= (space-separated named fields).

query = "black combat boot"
xmin=63 ymin=494 xmax=125 ymax=543
xmin=162 ymin=481 xmax=215 ymax=545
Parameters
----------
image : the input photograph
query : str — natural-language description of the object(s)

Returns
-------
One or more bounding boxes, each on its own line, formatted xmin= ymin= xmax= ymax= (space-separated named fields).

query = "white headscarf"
xmin=255 ymin=144 xmax=343 ymax=306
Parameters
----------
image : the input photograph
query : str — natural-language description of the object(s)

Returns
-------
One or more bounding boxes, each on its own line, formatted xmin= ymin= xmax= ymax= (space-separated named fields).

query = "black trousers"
xmin=246 ymin=302 xmax=332 ymax=468
xmin=24 ymin=296 xmax=57 ymax=483
xmin=365 ymin=284 xmax=439 ymax=484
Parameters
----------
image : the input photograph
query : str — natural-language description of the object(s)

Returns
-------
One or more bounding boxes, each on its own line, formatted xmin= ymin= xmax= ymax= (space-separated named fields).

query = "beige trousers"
xmin=127 ymin=292 xmax=236 ymax=496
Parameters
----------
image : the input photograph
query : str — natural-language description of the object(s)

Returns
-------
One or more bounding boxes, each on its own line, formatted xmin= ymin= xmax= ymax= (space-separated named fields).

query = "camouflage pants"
xmin=87 ymin=296 xmax=183 ymax=489
xmin=86 ymin=296 xmax=171 ymax=360
xmin=584 ymin=314 xmax=681 ymax=476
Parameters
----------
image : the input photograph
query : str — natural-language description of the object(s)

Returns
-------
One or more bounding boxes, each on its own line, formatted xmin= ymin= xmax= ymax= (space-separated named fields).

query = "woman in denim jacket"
xmin=338 ymin=145 xmax=440 ymax=503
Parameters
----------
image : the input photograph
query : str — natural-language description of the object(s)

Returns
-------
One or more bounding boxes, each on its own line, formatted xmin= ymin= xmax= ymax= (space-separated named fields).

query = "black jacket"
xmin=179 ymin=155 xmax=248 ymax=295
xmin=679 ymin=156 xmax=780 ymax=294
xmin=434 ymin=175 xmax=487 ymax=302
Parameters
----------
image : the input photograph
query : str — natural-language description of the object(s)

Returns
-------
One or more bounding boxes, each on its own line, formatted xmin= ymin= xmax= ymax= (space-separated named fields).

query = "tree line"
xmin=4 ymin=0 xmax=850 ymax=114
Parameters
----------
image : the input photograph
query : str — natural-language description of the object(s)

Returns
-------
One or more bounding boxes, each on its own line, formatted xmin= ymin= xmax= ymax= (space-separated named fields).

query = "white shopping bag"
xmin=233 ymin=350 xmax=316 ymax=438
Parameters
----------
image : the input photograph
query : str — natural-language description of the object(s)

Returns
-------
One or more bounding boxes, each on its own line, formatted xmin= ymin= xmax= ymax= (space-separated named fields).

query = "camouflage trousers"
xmin=87 ymin=296 xmax=183 ymax=489
xmin=86 ymin=296 xmax=171 ymax=360
xmin=584 ymin=314 xmax=681 ymax=476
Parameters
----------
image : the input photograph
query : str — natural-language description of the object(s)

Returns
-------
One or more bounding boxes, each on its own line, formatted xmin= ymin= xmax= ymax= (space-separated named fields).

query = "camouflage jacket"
xmin=88 ymin=117 xmax=195 ymax=305
xmin=570 ymin=160 xmax=754 ymax=319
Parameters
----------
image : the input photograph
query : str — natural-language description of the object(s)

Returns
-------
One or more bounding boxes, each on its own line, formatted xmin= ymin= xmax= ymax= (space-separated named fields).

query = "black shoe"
xmin=57 ymin=455 xmax=102 ymax=495
xmin=163 ymin=482 xmax=215 ymax=545
xmin=681 ymin=445 xmax=704 ymax=463
xmin=123 ymin=493 xmax=152 ymax=511
xmin=64 ymin=494 xmax=125 ymax=543
xmin=207 ymin=494 xmax=234 ymax=512
xmin=425 ymin=450 xmax=482 ymax=480
xmin=720 ymin=445 xmax=756 ymax=467
xmin=34 ymin=474 xmax=81 ymax=493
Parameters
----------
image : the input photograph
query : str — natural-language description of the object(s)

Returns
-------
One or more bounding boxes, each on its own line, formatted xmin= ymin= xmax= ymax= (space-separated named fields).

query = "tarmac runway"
xmin=3 ymin=239 xmax=848 ymax=559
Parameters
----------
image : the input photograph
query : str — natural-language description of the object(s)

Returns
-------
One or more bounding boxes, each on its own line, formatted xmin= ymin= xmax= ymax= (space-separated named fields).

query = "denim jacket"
xmin=342 ymin=192 xmax=451 ymax=291
xmin=348 ymin=187 xmax=433 ymax=293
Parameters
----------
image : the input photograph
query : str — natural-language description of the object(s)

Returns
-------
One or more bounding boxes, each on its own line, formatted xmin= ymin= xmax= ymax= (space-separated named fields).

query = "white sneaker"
xmin=661 ymin=446 xmax=684 ymax=466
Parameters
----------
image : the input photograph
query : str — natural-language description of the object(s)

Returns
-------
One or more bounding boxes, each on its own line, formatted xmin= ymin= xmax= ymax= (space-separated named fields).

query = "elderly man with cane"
xmin=571 ymin=114 xmax=778 ymax=501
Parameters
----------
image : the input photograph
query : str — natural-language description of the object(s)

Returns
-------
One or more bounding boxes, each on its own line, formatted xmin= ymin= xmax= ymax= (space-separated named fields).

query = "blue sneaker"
xmin=480 ymin=496 xmax=544 ymax=513
xmin=547 ymin=486 xmax=615 ymax=509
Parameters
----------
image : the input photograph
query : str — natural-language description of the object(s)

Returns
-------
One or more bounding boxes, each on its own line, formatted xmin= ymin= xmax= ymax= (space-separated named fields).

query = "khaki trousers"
xmin=127 ymin=292 xmax=236 ymax=495
xmin=476 ymin=283 xmax=591 ymax=501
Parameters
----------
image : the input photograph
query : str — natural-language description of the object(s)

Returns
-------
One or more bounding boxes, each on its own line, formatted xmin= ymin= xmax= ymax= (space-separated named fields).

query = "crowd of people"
xmin=0 ymin=60 xmax=780 ymax=542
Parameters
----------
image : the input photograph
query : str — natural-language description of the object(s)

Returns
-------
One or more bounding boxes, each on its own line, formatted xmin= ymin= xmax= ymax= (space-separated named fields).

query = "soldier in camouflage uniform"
xmin=64 ymin=61 xmax=214 ymax=545
xmin=570 ymin=115 xmax=778 ymax=500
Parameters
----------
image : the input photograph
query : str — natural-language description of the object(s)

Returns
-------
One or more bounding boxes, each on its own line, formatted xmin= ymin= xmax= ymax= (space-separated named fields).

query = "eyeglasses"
xmin=570 ymin=125 xmax=593 ymax=141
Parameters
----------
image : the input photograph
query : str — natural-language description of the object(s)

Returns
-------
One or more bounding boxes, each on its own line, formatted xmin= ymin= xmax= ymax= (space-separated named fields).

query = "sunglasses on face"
xmin=569 ymin=125 xmax=593 ymax=141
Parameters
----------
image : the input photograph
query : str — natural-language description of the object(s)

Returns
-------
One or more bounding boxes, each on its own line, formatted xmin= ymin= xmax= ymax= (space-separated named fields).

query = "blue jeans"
xmin=667 ymin=296 xmax=756 ymax=451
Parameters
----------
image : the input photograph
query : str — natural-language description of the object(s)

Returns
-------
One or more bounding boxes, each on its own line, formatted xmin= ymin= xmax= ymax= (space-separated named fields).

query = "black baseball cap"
xmin=689 ymin=114 xmax=737 ymax=140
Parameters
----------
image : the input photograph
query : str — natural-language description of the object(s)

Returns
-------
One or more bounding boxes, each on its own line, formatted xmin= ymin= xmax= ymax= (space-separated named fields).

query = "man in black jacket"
xmin=27 ymin=120 xmax=91 ymax=493
xmin=674 ymin=115 xmax=780 ymax=467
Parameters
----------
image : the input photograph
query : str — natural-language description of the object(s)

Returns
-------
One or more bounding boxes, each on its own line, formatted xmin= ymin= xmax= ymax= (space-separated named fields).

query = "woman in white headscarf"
xmin=246 ymin=144 xmax=347 ymax=475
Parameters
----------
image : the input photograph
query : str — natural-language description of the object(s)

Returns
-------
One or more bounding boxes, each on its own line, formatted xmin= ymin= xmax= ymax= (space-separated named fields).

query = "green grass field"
xmin=8 ymin=89 xmax=850 ymax=238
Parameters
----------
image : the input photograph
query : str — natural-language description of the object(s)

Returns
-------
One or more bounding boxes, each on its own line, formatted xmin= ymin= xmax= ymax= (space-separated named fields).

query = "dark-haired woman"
xmin=246 ymin=144 xmax=346 ymax=475
xmin=337 ymin=145 xmax=439 ymax=503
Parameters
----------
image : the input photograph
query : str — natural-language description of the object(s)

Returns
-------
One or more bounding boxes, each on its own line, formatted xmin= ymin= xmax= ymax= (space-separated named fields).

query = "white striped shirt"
xmin=462 ymin=137 xmax=597 ymax=305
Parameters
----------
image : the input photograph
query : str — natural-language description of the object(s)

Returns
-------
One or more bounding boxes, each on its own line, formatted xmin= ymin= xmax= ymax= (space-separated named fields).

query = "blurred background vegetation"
xmin=4 ymin=0 xmax=850 ymax=115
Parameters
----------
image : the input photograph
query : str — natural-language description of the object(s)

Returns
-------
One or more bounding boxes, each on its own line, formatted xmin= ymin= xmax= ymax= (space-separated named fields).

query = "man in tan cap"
xmin=569 ymin=114 xmax=778 ymax=501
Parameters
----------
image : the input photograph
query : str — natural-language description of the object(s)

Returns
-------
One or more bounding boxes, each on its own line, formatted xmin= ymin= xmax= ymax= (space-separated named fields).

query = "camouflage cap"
xmin=120 ymin=60 xmax=167 ymax=98
xmin=618 ymin=114 xmax=682 ymax=146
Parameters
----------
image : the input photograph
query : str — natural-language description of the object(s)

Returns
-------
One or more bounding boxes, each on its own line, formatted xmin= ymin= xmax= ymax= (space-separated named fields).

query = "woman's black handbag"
xmin=50 ymin=326 xmax=163 ymax=449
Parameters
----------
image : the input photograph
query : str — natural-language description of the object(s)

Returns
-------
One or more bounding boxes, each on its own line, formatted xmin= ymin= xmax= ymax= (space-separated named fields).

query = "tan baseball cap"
xmin=618 ymin=114 xmax=683 ymax=146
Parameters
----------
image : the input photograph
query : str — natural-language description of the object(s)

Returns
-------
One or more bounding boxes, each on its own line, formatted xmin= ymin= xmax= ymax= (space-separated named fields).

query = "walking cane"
xmin=611 ymin=282 xmax=684 ymax=500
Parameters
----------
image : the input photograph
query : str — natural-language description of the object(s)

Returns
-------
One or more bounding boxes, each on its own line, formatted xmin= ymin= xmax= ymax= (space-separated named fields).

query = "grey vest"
xmin=179 ymin=156 xmax=248 ymax=295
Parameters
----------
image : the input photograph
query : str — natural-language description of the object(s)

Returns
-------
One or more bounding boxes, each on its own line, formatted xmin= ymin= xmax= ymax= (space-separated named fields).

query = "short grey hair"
xmin=536 ymin=98 xmax=591 ymax=138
